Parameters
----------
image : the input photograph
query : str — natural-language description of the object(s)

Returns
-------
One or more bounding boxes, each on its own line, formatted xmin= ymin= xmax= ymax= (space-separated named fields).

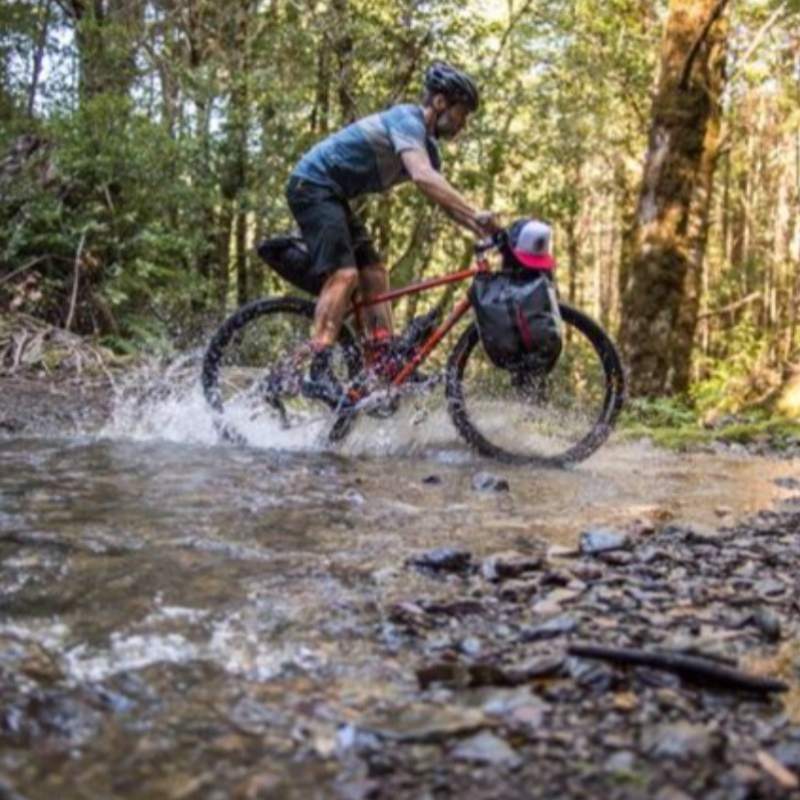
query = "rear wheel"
xmin=445 ymin=303 xmax=625 ymax=466
xmin=202 ymin=297 xmax=360 ymax=444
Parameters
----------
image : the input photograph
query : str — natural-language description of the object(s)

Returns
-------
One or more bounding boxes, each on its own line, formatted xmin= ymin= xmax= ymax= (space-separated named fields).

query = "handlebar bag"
xmin=469 ymin=271 xmax=563 ymax=373
xmin=256 ymin=235 xmax=325 ymax=296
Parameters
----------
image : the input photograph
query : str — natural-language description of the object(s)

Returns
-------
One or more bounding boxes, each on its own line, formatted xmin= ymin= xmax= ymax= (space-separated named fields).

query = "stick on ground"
xmin=567 ymin=643 xmax=788 ymax=694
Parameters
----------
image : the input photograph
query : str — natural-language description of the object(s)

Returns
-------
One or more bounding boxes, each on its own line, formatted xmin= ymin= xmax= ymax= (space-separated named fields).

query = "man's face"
xmin=433 ymin=98 xmax=470 ymax=140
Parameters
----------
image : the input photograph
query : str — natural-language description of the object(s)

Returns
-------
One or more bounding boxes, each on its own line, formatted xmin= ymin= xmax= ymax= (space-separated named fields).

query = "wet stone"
xmin=580 ymin=528 xmax=629 ymax=555
xmin=641 ymin=722 xmax=721 ymax=761
xmin=481 ymin=552 xmax=543 ymax=582
xmin=755 ymin=577 xmax=786 ymax=597
xmin=750 ymin=608 xmax=782 ymax=641
xmin=459 ymin=637 xmax=482 ymax=657
xmin=360 ymin=704 xmax=490 ymax=744
xmin=471 ymin=472 xmax=510 ymax=492
xmin=567 ymin=658 xmax=616 ymax=693
xmin=604 ymin=750 xmax=636 ymax=772
xmin=520 ymin=615 xmax=577 ymax=642
xmin=769 ymin=741 xmax=800 ymax=771
xmin=407 ymin=548 xmax=472 ymax=574
xmin=451 ymin=731 xmax=521 ymax=768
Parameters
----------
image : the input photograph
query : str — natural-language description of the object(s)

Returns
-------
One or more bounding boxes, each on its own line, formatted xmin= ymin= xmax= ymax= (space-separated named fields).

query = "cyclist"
xmin=286 ymin=61 xmax=499 ymax=406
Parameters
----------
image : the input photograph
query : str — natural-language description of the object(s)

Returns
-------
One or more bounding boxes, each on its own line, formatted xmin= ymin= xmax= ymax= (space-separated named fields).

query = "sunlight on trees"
xmin=0 ymin=0 xmax=797 ymax=411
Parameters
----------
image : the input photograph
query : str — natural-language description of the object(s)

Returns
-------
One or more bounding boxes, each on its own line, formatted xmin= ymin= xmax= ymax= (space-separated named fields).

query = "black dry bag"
xmin=469 ymin=272 xmax=563 ymax=373
xmin=256 ymin=234 xmax=324 ymax=296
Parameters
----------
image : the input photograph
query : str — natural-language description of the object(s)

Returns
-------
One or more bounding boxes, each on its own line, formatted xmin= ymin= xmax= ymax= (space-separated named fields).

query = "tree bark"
xmin=65 ymin=0 xmax=144 ymax=103
xmin=619 ymin=0 xmax=730 ymax=397
xmin=27 ymin=0 xmax=53 ymax=117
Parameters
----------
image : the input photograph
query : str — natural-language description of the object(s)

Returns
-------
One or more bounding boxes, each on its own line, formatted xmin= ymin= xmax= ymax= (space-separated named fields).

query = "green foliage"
xmin=0 ymin=0 xmax=796 ymax=418
xmin=691 ymin=318 xmax=771 ymax=415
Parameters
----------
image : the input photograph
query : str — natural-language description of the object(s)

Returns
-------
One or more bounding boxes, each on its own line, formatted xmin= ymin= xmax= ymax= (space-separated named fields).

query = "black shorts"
xmin=286 ymin=176 xmax=381 ymax=280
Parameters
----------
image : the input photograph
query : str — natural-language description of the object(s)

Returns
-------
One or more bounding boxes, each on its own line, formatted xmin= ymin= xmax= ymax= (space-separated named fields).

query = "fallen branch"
xmin=567 ymin=643 xmax=788 ymax=694
xmin=0 ymin=255 xmax=49 ymax=286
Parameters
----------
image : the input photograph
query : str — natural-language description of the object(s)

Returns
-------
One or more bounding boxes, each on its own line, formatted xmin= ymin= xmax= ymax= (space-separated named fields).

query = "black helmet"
xmin=424 ymin=62 xmax=479 ymax=112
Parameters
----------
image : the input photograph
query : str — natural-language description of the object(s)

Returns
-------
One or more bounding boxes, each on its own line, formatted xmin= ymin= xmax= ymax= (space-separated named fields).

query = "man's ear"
xmin=432 ymin=94 xmax=448 ymax=113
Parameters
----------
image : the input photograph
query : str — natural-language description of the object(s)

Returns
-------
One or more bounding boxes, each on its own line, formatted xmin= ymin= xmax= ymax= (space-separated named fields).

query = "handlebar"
xmin=473 ymin=229 xmax=509 ymax=257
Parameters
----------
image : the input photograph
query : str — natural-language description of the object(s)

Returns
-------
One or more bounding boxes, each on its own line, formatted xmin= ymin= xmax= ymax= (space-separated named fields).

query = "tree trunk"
xmin=67 ymin=0 xmax=143 ymax=103
xmin=619 ymin=0 xmax=730 ymax=397
xmin=27 ymin=0 xmax=52 ymax=117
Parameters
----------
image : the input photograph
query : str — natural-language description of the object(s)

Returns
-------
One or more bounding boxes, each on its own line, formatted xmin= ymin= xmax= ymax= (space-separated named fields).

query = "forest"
xmin=1 ymin=0 xmax=799 ymax=429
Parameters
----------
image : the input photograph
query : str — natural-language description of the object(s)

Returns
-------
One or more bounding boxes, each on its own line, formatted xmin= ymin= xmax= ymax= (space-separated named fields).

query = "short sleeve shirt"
xmin=291 ymin=104 xmax=441 ymax=200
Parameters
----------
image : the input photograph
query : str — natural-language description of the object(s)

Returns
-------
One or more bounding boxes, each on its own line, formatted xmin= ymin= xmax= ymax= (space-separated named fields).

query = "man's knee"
xmin=323 ymin=266 xmax=359 ymax=294
xmin=360 ymin=262 xmax=387 ymax=279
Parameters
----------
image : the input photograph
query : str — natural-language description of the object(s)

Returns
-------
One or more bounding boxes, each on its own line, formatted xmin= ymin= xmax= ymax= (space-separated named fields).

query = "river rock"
xmin=641 ymin=722 xmax=720 ymax=760
xmin=407 ymin=548 xmax=472 ymax=573
xmin=605 ymin=750 xmax=636 ymax=772
xmin=520 ymin=615 xmax=577 ymax=642
xmin=579 ymin=528 xmax=629 ymax=555
xmin=451 ymin=731 xmax=521 ymax=768
xmin=769 ymin=741 xmax=800 ymax=771
xmin=750 ymin=608 xmax=782 ymax=641
xmin=755 ymin=577 xmax=786 ymax=597
xmin=471 ymin=472 xmax=510 ymax=492
xmin=481 ymin=552 xmax=542 ymax=582
xmin=361 ymin=704 xmax=490 ymax=744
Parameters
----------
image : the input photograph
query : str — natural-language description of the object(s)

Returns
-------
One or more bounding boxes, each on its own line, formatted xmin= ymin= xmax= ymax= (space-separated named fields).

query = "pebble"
xmin=481 ymin=552 xmax=542 ymax=582
xmin=580 ymin=528 xmax=629 ymax=555
xmin=407 ymin=548 xmax=472 ymax=573
xmin=471 ymin=472 xmax=510 ymax=492
xmin=520 ymin=615 xmax=577 ymax=642
xmin=604 ymin=750 xmax=636 ymax=772
xmin=641 ymin=722 xmax=719 ymax=760
xmin=452 ymin=731 xmax=521 ymax=768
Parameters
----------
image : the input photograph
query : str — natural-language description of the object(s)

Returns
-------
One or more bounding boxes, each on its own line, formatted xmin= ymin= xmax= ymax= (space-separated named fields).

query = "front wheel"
xmin=445 ymin=303 xmax=625 ymax=467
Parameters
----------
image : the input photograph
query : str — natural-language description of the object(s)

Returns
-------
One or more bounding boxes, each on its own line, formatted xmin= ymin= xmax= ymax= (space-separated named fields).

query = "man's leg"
xmin=312 ymin=266 xmax=360 ymax=350
xmin=357 ymin=262 xmax=393 ymax=338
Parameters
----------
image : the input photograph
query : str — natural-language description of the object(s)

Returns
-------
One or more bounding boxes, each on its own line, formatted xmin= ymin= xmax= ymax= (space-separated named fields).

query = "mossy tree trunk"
xmin=619 ymin=0 xmax=730 ymax=397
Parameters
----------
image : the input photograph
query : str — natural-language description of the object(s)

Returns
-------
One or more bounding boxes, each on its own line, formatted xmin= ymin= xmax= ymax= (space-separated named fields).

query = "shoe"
xmin=364 ymin=337 xmax=403 ymax=381
xmin=300 ymin=349 xmax=344 ymax=409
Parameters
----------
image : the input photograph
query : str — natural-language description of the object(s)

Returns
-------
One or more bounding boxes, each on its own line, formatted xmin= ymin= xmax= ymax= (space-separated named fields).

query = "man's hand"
xmin=474 ymin=211 xmax=501 ymax=235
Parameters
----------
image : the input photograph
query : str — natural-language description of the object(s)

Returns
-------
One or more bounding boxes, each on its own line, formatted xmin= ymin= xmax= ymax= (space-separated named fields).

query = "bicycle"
xmin=201 ymin=229 xmax=625 ymax=467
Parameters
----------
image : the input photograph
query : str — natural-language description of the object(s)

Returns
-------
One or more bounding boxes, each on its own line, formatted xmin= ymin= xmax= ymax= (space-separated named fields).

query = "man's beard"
xmin=434 ymin=111 xmax=459 ymax=139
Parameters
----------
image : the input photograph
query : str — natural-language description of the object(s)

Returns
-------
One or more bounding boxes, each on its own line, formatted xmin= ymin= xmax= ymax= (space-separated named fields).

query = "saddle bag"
xmin=469 ymin=271 xmax=563 ymax=373
xmin=256 ymin=234 xmax=324 ymax=296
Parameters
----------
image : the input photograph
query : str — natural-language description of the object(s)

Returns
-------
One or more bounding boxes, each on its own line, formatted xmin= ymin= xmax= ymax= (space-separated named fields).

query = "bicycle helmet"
xmin=424 ymin=62 xmax=479 ymax=112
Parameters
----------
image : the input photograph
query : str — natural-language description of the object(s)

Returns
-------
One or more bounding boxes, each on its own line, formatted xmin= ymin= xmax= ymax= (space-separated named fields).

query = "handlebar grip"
xmin=473 ymin=229 xmax=509 ymax=256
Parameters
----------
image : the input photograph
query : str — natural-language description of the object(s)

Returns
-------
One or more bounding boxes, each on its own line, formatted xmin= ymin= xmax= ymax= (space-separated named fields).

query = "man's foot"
xmin=300 ymin=348 xmax=344 ymax=410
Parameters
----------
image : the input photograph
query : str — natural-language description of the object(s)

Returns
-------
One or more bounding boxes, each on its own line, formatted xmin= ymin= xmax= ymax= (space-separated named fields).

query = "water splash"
xmin=99 ymin=352 xmax=472 ymax=458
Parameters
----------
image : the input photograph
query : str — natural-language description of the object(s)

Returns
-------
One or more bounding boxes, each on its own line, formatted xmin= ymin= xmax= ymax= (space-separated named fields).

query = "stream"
xmin=1 ymin=374 xmax=799 ymax=798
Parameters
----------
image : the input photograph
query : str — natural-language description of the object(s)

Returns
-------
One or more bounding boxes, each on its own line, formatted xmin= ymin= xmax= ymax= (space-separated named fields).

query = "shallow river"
xmin=0 ymin=381 xmax=798 ymax=798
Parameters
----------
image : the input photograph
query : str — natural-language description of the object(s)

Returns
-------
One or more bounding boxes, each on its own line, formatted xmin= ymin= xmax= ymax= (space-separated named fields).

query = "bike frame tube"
xmin=347 ymin=260 xmax=488 ymax=391
xmin=391 ymin=296 xmax=473 ymax=387
xmin=352 ymin=266 xmax=480 ymax=309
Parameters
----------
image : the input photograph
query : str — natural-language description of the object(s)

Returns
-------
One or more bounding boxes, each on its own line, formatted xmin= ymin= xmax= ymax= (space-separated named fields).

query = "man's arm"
xmin=401 ymin=150 xmax=496 ymax=236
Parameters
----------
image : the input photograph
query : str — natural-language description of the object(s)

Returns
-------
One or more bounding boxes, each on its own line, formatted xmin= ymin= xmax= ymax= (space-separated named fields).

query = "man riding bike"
xmin=286 ymin=61 xmax=499 ymax=407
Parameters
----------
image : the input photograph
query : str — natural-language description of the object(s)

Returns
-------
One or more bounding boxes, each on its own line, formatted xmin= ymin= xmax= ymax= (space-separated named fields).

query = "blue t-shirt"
xmin=291 ymin=104 xmax=441 ymax=200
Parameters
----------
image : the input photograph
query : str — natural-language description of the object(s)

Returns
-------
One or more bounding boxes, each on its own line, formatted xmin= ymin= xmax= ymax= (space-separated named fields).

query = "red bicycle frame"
xmin=348 ymin=255 xmax=492 ymax=389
